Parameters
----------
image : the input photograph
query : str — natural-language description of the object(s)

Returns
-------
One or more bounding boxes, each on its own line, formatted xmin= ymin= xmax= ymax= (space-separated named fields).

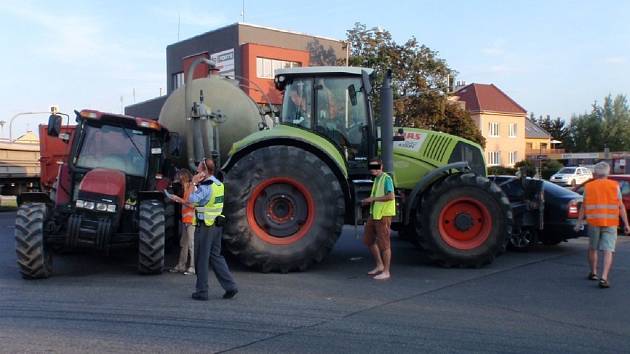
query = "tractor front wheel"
xmin=223 ymin=145 xmax=345 ymax=272
xmin=138 ymin=200 xmax=165 ymax=274
xmin=15 ymin=203 xmax=52 ymax=279
xmin=416 ymin=173 xmax=512 ymax=267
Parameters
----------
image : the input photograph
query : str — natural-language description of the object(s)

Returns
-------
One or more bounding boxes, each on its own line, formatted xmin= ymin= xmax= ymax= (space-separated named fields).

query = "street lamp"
xmin=9 ymin=111 xmax=50 ymax=142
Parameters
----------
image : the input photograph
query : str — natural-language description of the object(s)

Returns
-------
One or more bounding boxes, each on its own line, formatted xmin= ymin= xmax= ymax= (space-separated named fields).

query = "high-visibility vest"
xmin=193 ymin=181 xmax=225 ymax=227
xmin=181 ymin=185 xmax=194 ymax=224
xmin=584 ymin=179 xmax=620 ymax=227
xmin=370 ymin=173 xmax=396 ymax=220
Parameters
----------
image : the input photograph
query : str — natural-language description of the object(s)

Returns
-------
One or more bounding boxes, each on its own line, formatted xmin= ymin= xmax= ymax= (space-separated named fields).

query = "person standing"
xmin=362 ymin=158 xmax=396 ymax=280
xmin=168 ymin=169 xmax=196 ymax=275
xmin=189 ymin=158 xmax=238 ymax=300
xmin=575 ymin=161 xmax=630 ymax=288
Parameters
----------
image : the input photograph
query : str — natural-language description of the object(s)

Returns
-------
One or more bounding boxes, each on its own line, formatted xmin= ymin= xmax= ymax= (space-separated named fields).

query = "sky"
xmin=1 ymin=0 xmax=629 ymax=138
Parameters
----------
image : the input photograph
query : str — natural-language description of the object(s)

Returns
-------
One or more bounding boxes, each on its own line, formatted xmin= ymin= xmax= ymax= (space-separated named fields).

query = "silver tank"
xmin=158 ymin=75 xmax=261 ymax=169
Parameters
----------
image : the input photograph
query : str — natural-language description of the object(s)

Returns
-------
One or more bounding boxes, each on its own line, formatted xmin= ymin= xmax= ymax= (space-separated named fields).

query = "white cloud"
xmin=605 ymin=56 xmax=626 ymax=64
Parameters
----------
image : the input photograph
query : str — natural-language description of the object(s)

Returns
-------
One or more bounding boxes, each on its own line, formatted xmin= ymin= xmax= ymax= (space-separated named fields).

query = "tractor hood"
xmin=78 ymin=168 xmax=126 ymax=208
xmin=392 ymin=128 xmax=486 ymax=190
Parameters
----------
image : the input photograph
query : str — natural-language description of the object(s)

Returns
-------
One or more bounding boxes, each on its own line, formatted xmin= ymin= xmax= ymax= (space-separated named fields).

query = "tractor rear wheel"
xmin=417 ymin=173 xmax=512 ymax=267
xmin=224 ymin=145 xmax=345 ymax=272
xmin=138 ymin=200 xmax=165 ymax=274
xmin=15 ymin=203 xmax=52 ymax=279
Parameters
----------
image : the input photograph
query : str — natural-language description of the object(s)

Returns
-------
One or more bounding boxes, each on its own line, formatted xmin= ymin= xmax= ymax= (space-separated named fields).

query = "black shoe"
xmin=223 ymin=289 xmax=238 ymax=299
xmin=587 ymin=272 xmax=598 ymax=281
xmin=192 ymin=292 xmax=209 ymax=301
xmin=599 ymin=279 xmax=610 ymax=289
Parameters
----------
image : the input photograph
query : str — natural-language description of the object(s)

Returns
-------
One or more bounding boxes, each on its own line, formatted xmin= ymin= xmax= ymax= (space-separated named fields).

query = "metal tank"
xmin=158 ymin=75 xmax=262 ymax=169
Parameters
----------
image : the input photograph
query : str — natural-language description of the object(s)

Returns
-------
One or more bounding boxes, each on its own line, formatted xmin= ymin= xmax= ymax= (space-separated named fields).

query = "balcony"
xmin=525 ymin=148 xmax=565 ymax=156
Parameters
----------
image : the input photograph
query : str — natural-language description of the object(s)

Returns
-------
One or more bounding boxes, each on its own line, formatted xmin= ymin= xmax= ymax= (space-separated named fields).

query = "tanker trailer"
xmin=158 ymin=73 xmax=264 ymax=170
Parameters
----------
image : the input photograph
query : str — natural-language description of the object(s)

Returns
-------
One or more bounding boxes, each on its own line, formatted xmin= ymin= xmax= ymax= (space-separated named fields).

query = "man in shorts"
xmin=362 ymin=158 xmax=396 ymax=280
xmin=575 ymin=161 xmax=630 ymax=288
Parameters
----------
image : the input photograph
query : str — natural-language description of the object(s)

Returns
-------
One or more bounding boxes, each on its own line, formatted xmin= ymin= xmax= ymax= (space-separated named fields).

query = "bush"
xmin=514 ymin=160 xmax=536 ymax=177
xmin=541 ymin=160 xmax=564 ymax=180
xmin=488 ymin=166 xmax=517 ymax=176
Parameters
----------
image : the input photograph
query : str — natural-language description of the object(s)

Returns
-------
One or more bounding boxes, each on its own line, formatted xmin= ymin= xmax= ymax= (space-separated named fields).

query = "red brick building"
xmin=126 ymin=23 xmax=345 ymax=118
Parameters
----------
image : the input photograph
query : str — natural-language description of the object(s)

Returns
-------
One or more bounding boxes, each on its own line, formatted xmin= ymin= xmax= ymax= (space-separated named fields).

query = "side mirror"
xmin=361 ymin=70 xmax=373 ymax=94
xmin=47 ymin=114 xmax=62 ymax=137
xmin=348 ymin=84 xmax=358 ymax=106
xmin=394 ymin=127 xmax=405 ymax=141
xmin=167 ymin=132 xmax=183 ymax=158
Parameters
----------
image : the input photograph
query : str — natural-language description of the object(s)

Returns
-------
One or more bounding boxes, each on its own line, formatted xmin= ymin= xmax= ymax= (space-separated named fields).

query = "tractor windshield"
xmin=282 ymin=76 xmax=369 ymax=160
xmin=75 ymin=123 xmax=149 ymax=177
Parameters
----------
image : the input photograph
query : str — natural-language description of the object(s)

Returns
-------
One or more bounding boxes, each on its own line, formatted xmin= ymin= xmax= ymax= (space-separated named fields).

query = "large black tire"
xmin=224 ymin=145 xmax=345 ymax=272
xmin=138 ymin=200 xmax=165 ymax=274
xmin=15 ymin=203 xmax=52 ymax=279
xmin=415 ymin=173 xmax=512 ymax=267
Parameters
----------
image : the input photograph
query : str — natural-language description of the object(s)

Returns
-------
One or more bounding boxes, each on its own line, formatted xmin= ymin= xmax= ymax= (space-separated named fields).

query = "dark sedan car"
xmin=489 ymin=175 xmax=587 ymax=249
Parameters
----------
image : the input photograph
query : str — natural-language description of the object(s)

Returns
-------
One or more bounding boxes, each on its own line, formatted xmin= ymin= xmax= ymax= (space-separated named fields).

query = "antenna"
xmin=241 ymin=0 xmax=245 ymax=22
xmin=177 ymin=11 xmax=181 ymax=41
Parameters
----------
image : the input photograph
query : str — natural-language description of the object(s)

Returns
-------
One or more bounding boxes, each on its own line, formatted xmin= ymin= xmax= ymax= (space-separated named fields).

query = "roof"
xmin=525 ymin=119 xmax=551 ymax=139
xmin=454 ymin=83 xmax=527 ymax=115
xmin=169 ymin=22 xmax=343 ymax=47
xmin=275 ymin=66 xmax=373 ymax=77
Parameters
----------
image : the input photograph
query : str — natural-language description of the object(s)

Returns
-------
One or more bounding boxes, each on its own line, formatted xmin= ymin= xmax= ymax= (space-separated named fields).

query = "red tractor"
xmin=15 ymin=109 xmax=179 ymax=279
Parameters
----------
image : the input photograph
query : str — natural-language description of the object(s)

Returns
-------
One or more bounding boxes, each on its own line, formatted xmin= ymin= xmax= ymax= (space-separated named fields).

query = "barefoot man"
xmin=362 ymin=158 xmax=396 ymax=280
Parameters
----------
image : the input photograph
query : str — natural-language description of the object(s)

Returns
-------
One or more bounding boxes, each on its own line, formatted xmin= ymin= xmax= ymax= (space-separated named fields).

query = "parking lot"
xmin=1 ymin=210 xmax=630 ymax=353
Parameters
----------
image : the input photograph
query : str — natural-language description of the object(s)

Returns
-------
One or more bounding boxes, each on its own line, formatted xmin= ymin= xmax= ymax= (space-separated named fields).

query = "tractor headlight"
xmin=76 ymin=200 xmax=85 ymax=208
xmin=106 ymin=204 xmax=116 ymax=213
xmin=96 ymin=203 xmax=108 ymax=211
xmin=83 ymin=201 xmax=95 ymax=210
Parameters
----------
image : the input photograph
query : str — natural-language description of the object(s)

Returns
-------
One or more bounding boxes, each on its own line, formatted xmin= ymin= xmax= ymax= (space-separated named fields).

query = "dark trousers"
xmin=194 ymin=224 xmax=237 ymax=295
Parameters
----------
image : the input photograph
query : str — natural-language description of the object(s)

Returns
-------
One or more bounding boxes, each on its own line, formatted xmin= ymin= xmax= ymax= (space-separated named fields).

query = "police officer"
xmin=189 ymin=158 xmax=238 ymax=300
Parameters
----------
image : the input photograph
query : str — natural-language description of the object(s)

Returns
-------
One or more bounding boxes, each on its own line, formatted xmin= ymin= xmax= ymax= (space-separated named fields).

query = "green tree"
xmin=565 ymin=94 xmax=630 ymax=152
xmin=344 ymin=23 xmax=485 ymax=147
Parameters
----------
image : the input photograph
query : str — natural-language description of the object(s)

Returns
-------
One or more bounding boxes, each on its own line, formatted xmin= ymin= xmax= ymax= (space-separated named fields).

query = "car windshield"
xmin=75 ymin=123 xmax=149 ymax=177
xmin=558 ymin=168 xmax=576 ymax=174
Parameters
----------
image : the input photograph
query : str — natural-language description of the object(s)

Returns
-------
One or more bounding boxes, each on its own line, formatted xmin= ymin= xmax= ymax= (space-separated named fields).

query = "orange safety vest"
xmin=584 ymin=179 xmax=620 ymax=227
xmin=181 ymin=185 xmax=194 ymax=224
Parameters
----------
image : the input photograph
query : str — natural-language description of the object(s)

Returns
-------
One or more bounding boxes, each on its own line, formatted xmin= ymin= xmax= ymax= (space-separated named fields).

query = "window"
xmin=172 ymin=72 xmax=184 ymax=90
xmin=256 ymin=58 xmax=301 ymax=79
xmin=509 ymin=123 xmax=517 ymax=137
xmin=488 ymin=122 xmax=500 ymax=137
xmin=540 ymin=143 xmax=548 ymax=151
xmin=76 ymin=124 xmax=149 ymax=177
xmin=508 ymin=151 xmax=518 ymax=165
xmin=619 ymin=181 xmax=630 ymax=195
xmin=487 ymin=151 xmax=501 ymax=166
xmin=526 ymin=142 xmax=533 ymax=150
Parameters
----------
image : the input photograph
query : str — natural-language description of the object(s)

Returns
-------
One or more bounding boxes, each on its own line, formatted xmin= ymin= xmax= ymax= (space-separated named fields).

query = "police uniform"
xmin=188 ymin=175 xmax=237 ymax=298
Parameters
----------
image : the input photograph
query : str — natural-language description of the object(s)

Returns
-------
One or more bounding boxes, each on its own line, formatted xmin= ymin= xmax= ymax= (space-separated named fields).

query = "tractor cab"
xmin=275 ymin=67 xmax=375 ymax=173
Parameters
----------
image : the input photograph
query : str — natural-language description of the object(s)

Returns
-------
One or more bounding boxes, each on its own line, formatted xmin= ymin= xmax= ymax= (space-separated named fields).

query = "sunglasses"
xmin=368 ymin=163 xmax=382 ymax=170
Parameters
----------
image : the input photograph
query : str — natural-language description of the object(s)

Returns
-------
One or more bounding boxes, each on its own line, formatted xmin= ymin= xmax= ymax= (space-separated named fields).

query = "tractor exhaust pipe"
xmin=380 ymin=69 xmax=394 ymax=174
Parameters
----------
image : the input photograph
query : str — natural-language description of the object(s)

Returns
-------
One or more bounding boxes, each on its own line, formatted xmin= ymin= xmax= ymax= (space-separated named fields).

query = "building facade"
xmin=126 ymin=23 xmax=345 ymax=118
xmin=453 ymin=83 xmax=527 ymax=167
xmin=524 ymin=118 xmax=552 ymax=157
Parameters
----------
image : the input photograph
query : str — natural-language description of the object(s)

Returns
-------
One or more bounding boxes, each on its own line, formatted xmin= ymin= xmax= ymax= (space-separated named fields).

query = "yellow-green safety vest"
xmin=370 ymin=173 xmax=396 ymax=220
xmin=193 ymin=181 xmax=225 ymax=227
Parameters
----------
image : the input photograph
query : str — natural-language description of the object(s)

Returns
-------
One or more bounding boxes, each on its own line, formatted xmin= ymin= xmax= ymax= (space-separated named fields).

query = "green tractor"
xmin=158 ymin=64 xmax=512 ymax=273
xmin=217 ymin=66 xmax=512 ymax=272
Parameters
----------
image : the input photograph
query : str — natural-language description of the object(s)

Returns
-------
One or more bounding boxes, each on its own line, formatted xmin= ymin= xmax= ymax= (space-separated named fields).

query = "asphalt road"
xmin=1 ymin=210 xmax=629 ymax=353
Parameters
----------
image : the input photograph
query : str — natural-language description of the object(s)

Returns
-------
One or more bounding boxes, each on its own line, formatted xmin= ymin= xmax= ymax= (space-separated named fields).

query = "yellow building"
xmin=524 ymin=119 xmax=552 ymax=157
xmin=453 ymin=83 xmax=527 ymax=167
